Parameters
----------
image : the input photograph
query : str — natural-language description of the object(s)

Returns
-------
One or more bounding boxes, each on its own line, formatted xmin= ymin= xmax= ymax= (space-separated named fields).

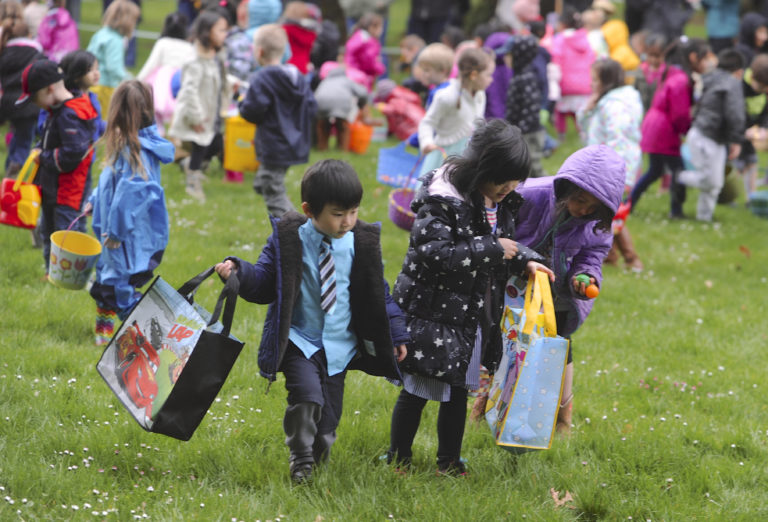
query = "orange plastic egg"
xmin=585 ymin=284 xmax=600 ymax=299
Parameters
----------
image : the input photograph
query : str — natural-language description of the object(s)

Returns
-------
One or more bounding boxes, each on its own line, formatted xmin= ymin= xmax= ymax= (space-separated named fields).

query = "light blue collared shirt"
xmin=288 ymin=220 xmax=357 ymax=375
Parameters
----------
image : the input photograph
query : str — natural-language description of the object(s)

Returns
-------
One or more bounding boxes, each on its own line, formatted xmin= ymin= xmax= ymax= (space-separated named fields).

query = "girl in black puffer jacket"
xmin=387 ymin=119 xmax=553 ymax=475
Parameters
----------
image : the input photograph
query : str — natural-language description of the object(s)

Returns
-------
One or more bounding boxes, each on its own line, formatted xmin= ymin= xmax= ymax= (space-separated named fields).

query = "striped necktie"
xmin=319 ymin=236 xmax=336 ymax=314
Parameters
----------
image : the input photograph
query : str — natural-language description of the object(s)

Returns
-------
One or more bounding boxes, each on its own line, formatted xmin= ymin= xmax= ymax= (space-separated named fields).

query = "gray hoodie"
xmin=693 ymin=67 xmax=745 ymax=145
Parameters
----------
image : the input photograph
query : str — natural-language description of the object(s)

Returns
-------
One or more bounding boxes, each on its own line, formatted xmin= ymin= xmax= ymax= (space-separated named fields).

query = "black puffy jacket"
xmin=393 ymin=168 xmax=543 ymax=386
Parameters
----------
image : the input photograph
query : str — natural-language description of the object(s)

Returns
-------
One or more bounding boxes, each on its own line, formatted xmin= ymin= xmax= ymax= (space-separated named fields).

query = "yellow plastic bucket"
xmin=223 ymin=114 xmax=259 ymax=172
xmin=48 ymin=230 xmax=102 ymax=290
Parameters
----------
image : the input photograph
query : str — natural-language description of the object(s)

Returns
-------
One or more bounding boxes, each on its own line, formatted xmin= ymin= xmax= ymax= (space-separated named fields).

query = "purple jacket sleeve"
xmin=384 ymin=279 xmax=410 ymax=345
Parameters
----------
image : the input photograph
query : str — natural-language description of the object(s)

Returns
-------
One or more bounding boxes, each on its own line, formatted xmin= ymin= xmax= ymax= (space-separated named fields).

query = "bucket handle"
xmin=13 ymin=149 xmax=41 ymax=191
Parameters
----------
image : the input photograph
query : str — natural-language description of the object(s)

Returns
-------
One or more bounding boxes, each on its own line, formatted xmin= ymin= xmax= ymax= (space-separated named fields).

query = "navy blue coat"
xmin=239 ymin=65 xmax=316 ymax=168
xmin=229 ymin=212 xmax=409 ymax=382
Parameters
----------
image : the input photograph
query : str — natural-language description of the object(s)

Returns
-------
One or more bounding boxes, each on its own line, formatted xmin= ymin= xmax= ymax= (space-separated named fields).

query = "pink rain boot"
xmin=225 ymin=170 xmax=244 ymax=183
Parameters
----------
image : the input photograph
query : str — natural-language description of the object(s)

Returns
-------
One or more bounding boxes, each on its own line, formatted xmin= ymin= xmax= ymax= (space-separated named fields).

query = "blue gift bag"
xmin=377 ymin=142 xmax=423 ymax=189
xmin=485 ymin=272 xmax=569 ymax=452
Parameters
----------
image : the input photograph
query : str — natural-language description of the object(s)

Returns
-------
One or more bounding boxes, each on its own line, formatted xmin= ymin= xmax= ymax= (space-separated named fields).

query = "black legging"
xmin=188 ymin=133 xmax=223 ymax=171
xmin=389 ymin=386 xmax=468 ymax=467
xmin=630 ymin=153 xmax=686 ymax=216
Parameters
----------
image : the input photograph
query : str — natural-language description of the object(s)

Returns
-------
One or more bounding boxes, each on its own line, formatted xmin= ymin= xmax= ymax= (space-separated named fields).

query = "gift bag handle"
xmin=13 ymin=149 xmax=41 ymax=191
xmin=522 ymin=271 xmax=557 ymax=337
xmin=177 ymin=266 xmax=239 ymax=337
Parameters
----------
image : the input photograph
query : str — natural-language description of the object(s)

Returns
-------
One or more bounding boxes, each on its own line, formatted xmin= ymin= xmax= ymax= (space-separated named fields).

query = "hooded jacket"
xmin=37 ymin=7 xmax=79 ymax=63
xmin=228 ymin=212 xmax=409 ymax=382
xmin=38 ymin=95 xmax=98 ymax=210
xmin=703 ymin=0 xmax=741 ymax=40
xmin=485 ymin=32 xmax=514 ymax=120
xmin=240 ymin=64 xmax=317 ymax=167
xmin=736 ymin=12 xmax=768 ymax=64
xmin=640 ymin=64 xmax=692 ymax=156
xmin=90 ymin=124 xmax=173 ymax=284
xmin=86 ymin=26 xmax=127 ymax=88
xmin=602 ymin=20 xmax=640 ymax=72
xmin=577 ymin=85 xmax=643 ymax=186
xmin=344 ymin=29 xmax=386 ymax=91
xmin=314 ymin=65 xmax=369 ymax=121
xmin=550 ymin=28 xmax=595 ymax=96
xmin=692 ymin=67 xmax=746 ymax=145
xmin=169 ymin=48 xmax=230 ymax=147
xmin=393 ymin=166 xmax=543 ymax=386
xmin=0 ymin=38 xmax=44 ymax=123
xmin=505 ymin=35 xmax=542 ymax=134
xmin=514 ymin=145 xmax=625 ymax=336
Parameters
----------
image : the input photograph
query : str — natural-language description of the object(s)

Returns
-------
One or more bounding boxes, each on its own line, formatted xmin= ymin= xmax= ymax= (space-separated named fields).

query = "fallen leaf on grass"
xmin=739 ymin=245 xmax=752 ymax=258
xmin=704 ymin=280 xmax=713 ymax=289
xmin=550 ymin=488 xmax=575 ymax=509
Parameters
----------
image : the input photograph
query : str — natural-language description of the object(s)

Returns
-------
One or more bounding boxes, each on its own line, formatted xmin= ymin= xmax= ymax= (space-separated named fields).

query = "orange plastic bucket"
xmin=349 ymin=121 xmax=373 ymax=154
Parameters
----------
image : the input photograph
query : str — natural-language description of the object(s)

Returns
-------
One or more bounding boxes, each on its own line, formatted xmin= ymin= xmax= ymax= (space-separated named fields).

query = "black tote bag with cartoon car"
xmin=97 ymin=267 xmax=243 ymax=440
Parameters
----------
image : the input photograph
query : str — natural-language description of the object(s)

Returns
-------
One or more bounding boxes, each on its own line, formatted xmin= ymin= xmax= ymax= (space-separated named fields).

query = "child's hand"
xmin=215 ymin=260 xmax=236 ymax=280
xmin=104 ymin=237 xmax=121 ymax=249
xmin=422 ymin=143 xmax=439 ymax=154
xmin=394 ymin=344 xmax=407 ymax=362
xmin=572 ymin=274 xmax=596 ymax=296
xmin=192 ymin=123 xmax=205 ymax=133
xmin=498 ymin=238 xmax=519 ymax=260
xmin=83 ymin=202 xmax=93 ymax=216
xmin=526 ymin=261 xmax=555 ymax=281
xmin=728 ymin=143 xmax=742 ymax=160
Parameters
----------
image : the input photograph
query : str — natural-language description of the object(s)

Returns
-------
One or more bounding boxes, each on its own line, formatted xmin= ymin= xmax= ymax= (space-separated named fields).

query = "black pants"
xmin=188 ymin=133 xmax=222 ymax=171
xmin=388 ymin=386 xmax=468 ymax=468
xmin=280 ymin=343 xmax=346 ymax=466
xmin=630 ymin=153 xmax=686 ymax=216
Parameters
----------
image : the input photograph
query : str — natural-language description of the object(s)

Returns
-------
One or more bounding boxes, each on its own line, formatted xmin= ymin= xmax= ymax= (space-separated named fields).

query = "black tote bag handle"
xmin=177 ymin=266 xmax=239 ymax=337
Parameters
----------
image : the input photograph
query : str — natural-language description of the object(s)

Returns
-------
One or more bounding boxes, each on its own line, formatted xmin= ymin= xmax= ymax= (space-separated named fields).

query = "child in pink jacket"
xmin=549 ymin=6 xmax=595 ymax=140
xmin=37 ymin=0 xmax=78 ymax=62
xmin=343 ymin=12 xmax=385 ymax=91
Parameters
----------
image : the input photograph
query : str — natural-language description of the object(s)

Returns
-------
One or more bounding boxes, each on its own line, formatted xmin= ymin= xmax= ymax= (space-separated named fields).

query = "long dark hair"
xmin=192 ymin=8 xmax=227 ymax=50
xmin=592 ymin=58 xmax=625 ymax=102
xmin=446 ymin=119 xmax=531 ymax=197
xmin=665 ymin=36 xmax=710 ymax=79
xmin=60 ymin=50 xmax=97 ymax=92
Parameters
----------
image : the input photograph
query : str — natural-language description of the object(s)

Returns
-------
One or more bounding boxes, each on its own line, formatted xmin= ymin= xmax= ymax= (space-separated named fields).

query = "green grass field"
xmin=3 ymin=1 xmax=768 ymax=519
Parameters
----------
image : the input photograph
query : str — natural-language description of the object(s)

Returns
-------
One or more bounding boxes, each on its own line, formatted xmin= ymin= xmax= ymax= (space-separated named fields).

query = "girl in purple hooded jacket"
xmin=514 ymin=144 xmax=625 ymax=434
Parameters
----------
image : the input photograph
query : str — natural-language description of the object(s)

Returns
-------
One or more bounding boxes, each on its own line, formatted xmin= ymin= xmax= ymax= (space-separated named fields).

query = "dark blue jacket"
xmin=239 ymin=64 xmax=316 ymax=167
xmin=229 ymin=212 xmax=409 ymax=382
xmin=38 ymin=95 xmax=97 ymax=209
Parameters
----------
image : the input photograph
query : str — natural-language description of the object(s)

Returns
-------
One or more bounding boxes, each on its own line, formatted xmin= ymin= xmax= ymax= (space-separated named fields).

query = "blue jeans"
xmin=5 ymin=117 xmax=37 ymax=172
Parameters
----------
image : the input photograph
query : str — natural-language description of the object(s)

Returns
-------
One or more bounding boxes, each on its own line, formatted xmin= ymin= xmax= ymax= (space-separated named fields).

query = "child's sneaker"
xmin=290 ymin=462 xmax=313 ymax=484
xmin=436 ymin=458 xmax=468 ymax=477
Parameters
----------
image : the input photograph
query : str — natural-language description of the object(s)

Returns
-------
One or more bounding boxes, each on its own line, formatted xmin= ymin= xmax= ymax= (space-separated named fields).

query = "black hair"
xmin=717 ymin=48 xmax=746 ymax=73
xmin=643 ymin=32 xmax=667 ymax=54
xmin=301 ymin=160 xmax=363 ymax=215
xmin=555 ymin=179 xmax=613 ymax=233
xmin=665 ymin=37 xmax=710 ymax=78
xmin=446 ymin=119 xmax=530 ymax=196
xmin=529 ymin=20 xmax=546 ymax=39
xmin=472 ymin=22 xmax=493 ymax=44
xmin=201 ymin=0 xmax=237 ymax=26
xmin=751 ymin=53 xmax=768 ymax=85
xmin=192 ymin=8 xmax=227 ymax=49
xmin=59 ymin=50 xmax=97 ymax=92
xmin=441 ymin=25 xmax=466 ymax=49
xmin=592 ymin=57 xmax=625 ymax=101
xmin=560 ymin=5 xmax=581 ymax=30
xmin=161 ymin=11 xmax=189 ymax=39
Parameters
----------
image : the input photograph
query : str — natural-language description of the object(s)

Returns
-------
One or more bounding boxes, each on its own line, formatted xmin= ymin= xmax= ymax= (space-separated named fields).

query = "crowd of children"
xmin=2 ymin=0 xmax=768 ymax=485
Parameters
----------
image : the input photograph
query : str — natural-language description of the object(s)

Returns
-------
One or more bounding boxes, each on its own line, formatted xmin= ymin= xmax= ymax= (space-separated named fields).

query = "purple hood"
xmin=484 ymin=32 xmax=514 ymax=120
xmin=514 ymin=145 xmax=625 ymax=335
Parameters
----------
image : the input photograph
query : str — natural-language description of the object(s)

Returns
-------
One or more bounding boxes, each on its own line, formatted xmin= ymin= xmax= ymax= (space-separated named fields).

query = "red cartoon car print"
xmin=115 ymin=320 xmax=161 ymax=417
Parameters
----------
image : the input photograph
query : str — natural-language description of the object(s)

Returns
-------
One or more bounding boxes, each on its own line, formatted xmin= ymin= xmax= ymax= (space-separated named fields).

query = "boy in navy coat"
xmin=239 ymin=23 xmax=317 ymax=217
xmin=216 ymin=160 xmax=408 ymax=483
